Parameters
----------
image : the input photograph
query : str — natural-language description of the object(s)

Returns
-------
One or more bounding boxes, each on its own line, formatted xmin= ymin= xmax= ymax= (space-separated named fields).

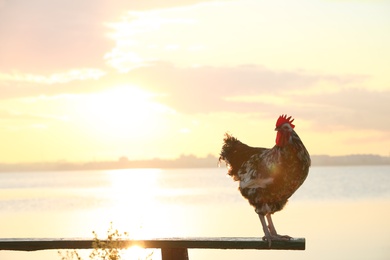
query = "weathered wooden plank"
xmin=0 ymin=237 xmax=305 ymax=251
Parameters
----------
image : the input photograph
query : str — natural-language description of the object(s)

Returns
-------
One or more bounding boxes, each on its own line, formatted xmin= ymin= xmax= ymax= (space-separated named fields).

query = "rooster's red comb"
xmin=276 ymin=114 xmax=295 ymax=129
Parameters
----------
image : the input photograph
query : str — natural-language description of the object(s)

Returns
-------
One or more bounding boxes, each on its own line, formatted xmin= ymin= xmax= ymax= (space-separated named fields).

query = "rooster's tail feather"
xmin=219 ymin=133 xmax=266 ymax=181
xmin=219 ymin=133 xmax=240 ymax=180
xmin=219 ymin=133 xmax=237 ymax=162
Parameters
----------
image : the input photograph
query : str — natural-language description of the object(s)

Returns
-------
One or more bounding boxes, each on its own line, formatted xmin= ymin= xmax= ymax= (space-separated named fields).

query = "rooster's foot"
xmin=262 ymin=234 xmax=291 ymax=241
xmin=262 ymin=234 xmax=292 ymax=246
xmin=275 ymin=234 xmax=291 ymax=240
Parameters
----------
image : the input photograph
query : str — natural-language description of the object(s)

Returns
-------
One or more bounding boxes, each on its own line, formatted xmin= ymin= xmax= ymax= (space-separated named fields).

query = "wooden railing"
xmin=0 ymin=237 xmax=305 ymax=260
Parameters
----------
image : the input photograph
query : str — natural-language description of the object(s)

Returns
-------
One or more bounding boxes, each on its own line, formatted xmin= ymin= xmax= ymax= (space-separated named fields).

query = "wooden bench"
xmin=0 ymin=237 xmax=305 ymax=260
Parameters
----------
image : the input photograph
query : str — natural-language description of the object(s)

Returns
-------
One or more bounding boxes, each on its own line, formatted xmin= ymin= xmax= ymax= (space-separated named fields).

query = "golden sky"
xmin=0 ymin=0 xmax=389 ymax=163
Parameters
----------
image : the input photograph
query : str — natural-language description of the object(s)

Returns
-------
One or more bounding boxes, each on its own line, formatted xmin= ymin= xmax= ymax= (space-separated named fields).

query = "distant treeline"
xmin=0 ymin=154 xmax=389 ymax=172
xmin=311 ymin=154 xmax=390 ymax=166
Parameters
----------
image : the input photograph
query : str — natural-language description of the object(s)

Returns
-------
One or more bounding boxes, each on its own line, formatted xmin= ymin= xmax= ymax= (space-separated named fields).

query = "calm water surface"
xmin=0 ymin=166 xmax=389 ymax=260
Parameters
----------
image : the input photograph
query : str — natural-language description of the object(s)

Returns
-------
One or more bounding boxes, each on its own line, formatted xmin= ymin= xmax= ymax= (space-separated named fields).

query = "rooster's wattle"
xmin=219 ymin=115 xmax=310 ymax=245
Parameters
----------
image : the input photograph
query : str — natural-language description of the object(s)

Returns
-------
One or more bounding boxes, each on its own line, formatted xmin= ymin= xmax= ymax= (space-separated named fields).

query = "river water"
xmin=0 ymin=166 xmax=389 ymax=259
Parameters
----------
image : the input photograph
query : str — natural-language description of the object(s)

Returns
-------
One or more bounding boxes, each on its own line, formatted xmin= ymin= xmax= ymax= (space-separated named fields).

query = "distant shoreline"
xmin=1 ymin=154 xmax=389 ymax=172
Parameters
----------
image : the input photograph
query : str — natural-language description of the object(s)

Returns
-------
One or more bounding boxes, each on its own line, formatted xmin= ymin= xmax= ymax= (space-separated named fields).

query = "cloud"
xmin=0 ymin=109 xmax=67 ymax=122
xmin=0 ymin=0 xmax=114 ymax=72
xmin=1 ymin=59 xmax=387 ymax=133
xmin=103 ymin=5 xmax=204 ymax=72
xmin=0 ymin=69 xmax=106 ymax=84
xmin=115 ymin=0 xmax=216 ymax=11
xmin=124 ymin=62 xmax=367 ymax=111
xmin=121 ymin=63 xmax=389 ymax=132
xmin=293 ymin=88 xmax=390 ymax=132
xmin=0 ymin=68 xmax=108 ymax=100
xmin=0 ymin=0 xmax=220 ymax=73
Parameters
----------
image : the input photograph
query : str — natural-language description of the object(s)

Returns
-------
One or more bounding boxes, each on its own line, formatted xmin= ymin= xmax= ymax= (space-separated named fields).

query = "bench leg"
xmin=161 ymin=248 xmax=189 ymax=260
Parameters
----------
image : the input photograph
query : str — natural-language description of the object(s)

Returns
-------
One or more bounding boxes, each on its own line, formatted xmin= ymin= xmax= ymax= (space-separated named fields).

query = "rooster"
xmin=219 ymin=115 xmax=310 ymax=246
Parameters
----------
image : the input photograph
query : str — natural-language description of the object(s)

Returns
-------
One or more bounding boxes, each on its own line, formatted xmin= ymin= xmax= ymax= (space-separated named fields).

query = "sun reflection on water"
xmin=121 ymin=245 xmax=155 ymax=260
xmin=99 ymin=169 xmax=169 ymax=239
xmin=107 ymin=168 xmax=161 ymax=209
xmin=91 ymin=169 xmax=165 ymax=259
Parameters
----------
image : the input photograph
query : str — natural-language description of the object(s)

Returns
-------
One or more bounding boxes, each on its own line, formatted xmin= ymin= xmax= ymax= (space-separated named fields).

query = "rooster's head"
xmin=275 ymin=114 xmax=295 ymax=147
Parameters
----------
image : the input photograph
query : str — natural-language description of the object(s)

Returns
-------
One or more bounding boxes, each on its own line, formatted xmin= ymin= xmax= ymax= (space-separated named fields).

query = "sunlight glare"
xmin=79 ymin=85 xmax=172 ymax=139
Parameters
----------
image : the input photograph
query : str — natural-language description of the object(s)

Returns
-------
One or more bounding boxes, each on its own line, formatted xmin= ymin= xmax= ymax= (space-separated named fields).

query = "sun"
xmin=77 ymin=85 xmax=172 ymax=140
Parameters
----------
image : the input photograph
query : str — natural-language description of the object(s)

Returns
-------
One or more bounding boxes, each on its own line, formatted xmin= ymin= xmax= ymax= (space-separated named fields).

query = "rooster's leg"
xmin=266 ymin=214 xmax=292 ymax=240
xmin=266 ymin=213 xmax=278 ymax=236
xmin=258 ymin=214 xmax=272 ymax=247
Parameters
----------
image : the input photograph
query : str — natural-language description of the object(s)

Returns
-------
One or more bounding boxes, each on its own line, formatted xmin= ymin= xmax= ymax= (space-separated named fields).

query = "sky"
xmin=0 ymin=0 xmax=389 ymax=163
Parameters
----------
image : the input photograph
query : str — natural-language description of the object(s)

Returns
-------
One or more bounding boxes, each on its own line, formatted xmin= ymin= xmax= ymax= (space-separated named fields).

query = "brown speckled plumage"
xmin=219 ymin=115 xmax=310 ymax=245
